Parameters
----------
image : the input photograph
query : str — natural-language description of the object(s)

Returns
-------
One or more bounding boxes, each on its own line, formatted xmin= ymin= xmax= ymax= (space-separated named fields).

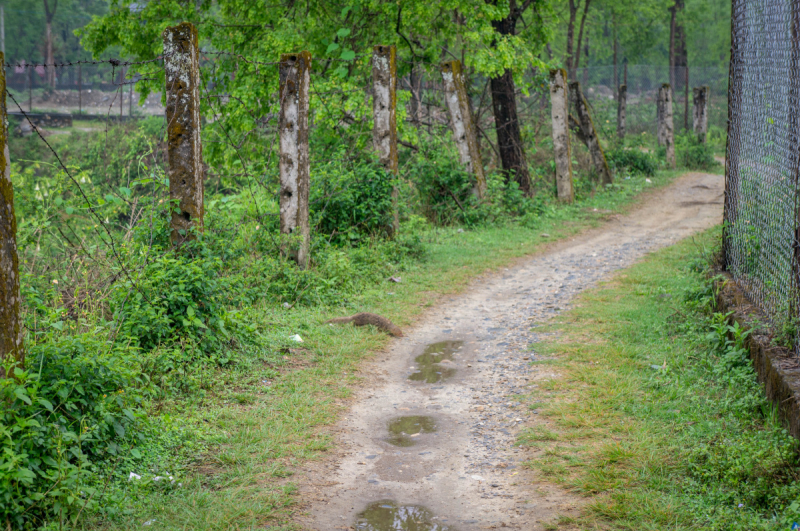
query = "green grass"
xmin=520 ymin=227 xmax=800 ymax=530
xmin=70 ymin=169 xmax=693 ymax=530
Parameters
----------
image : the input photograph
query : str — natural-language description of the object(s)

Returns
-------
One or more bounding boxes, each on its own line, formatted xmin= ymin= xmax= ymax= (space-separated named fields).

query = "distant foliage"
xmin=606 ymin=148 xmax=658 ymax=177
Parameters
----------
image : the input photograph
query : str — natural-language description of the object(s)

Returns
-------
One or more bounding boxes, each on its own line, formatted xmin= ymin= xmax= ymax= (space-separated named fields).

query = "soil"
xmin=292 ymin=172 xmax=725 ymax=530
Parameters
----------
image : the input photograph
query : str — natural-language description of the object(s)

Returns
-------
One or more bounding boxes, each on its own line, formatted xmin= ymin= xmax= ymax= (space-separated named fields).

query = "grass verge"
xmin=76 ymin=169 xmax=691 ymax=530
xmin=520 ymin=226 xmax=800 ymax=531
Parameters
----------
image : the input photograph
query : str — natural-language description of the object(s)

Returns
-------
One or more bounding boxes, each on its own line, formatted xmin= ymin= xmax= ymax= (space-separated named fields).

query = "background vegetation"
xmin=1 ymin=0 xmax=731 ymax=529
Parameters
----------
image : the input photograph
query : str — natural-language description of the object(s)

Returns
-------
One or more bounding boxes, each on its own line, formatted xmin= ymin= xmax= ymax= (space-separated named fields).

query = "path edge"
xmin=713 ymin=269 xmax=800 ymax=439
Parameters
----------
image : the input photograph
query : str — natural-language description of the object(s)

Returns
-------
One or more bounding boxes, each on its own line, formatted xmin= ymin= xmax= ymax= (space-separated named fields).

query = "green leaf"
xmin=65 ymin=206 xmax=74 ymax=215
xmin=333 ymin=66 xmax=348 ymax=78
xmin=14 ymin=387 xmax=32 ymax=405
xmin=336 ymin=28 xmax=351 ymax=38
xmin=119 ymin=186 xmax=132 ymax=198
xmin=326 ymin=42 xmax=340 ymax=54
xmin=38 ymin=398 xmax=54 ymax=412
xmin=51 ymin=321 xmax=64 ymax=331
xmin=187 ymin=306 xmax=195 ymax=318
xmin=131 ymin=448 xmax=142 ymax=459
xmin=340 ymin=49 xmax=355 ymax=61
xmin=55 ymin=197 xmax=63 ymax=206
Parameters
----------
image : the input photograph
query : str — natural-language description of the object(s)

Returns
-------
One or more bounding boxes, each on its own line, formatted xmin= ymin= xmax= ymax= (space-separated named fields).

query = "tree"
xmin=668 ymin=0 xmax=686 ymax=91
xmin=79 ymin=0 xmax=552 ymax=195
xmin=486 ymin=0 xmax=544 ymax=196
xmin=43 ymin=0 xmax=57 ymax=87
xmin=565 ymin=0 xmax=591 ymax=78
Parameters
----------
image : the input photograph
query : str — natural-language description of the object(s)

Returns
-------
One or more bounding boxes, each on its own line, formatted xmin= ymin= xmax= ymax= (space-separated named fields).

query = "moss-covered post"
xmin=372 ymin=45 xmax=399 ymax=234
xmin=279 ymin=51 xmax=311 ymax=269
xmin=441 ymin=60 xmax=486 ymax=198
xmin=617 ymin=84 xmax=627 ymax=141
xmin=163 ymin=22 xmax=204 ymax=246
xmin=0 ymin=51 xmax=23 ymax=377
xmin=569 ymin=81 xmax=613 ymax=185
xmin=693 ymin=86 xmax=709 ymax=144
xmin=657 ymin=83 xmax=676 ymax=169
xmin=549 ymin=69 xmax=573 ymax=203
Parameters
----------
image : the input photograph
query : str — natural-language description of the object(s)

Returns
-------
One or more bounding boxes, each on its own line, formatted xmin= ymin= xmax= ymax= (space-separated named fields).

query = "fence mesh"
xmin=724 ymin=0 xmax=800 ymax=338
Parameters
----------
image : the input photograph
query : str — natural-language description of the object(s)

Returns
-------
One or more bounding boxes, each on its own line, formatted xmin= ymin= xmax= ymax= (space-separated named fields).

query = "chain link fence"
xmin=724 ymin=0 xmax=799 ymax=341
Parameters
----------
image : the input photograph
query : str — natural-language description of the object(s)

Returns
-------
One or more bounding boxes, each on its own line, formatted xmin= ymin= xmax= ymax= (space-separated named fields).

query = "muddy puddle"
xmin=355 ymin=500 xmax=453 ymax=530
xmin=408 ymin=340 xmax=463 ymax=383
xmin=386 ymin=416 xmax=436 ymax=447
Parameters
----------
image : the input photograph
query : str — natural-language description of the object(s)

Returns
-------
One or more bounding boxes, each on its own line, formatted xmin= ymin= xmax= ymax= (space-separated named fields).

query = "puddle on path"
xmin=386 ymin=416 xmax=436 ymax=447
xmin=355 ymin=500 xmax=453 ymax=530
xmin=408 ymin=340 xmax=463 ymax=383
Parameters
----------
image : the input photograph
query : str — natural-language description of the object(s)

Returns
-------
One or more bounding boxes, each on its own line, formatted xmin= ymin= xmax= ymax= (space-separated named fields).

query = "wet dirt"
xmin=294 ymin=172 xmax=725 ymax=530
xmin=386 ymin=416 xmax=437 ymax=447
xmin=355 ymin=500 xmax=452 ymax=530
xmin=408 ymin=341 xmax=463 ymax=383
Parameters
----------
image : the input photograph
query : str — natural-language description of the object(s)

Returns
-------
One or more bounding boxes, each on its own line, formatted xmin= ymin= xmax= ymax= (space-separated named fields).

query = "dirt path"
xmin=293 ymin=172 xmax=724 ymax=530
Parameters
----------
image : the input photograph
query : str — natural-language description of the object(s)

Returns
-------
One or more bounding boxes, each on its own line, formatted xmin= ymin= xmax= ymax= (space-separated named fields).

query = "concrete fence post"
xmin=279 ymin=51 xmax=311 ymax=269
xmin=441 ymin=60 xmax=486 ymax=198
xmin=549 ymin=69 xmax=573 ymax=203
xmin=0 ymin=51 xmax=23 ymax=377
xmin=372 ymin=45 xmax=399 ymax=234
xmin=163 ymin=22 xmax=204 ymax=246
xmin=617 ymin=84 xmax=627 ymax=141
xmin=657 ymin=83 xmax=676 ymax=168
xmin=693 ymin=86 xmax=709 ymax=144
xmin=569 ymin=81 xmax=613 ymax=185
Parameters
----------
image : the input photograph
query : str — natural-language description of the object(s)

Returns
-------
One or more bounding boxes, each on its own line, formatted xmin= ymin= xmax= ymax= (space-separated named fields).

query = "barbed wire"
xmin=7 ymin=89 xmax=156 ymax=307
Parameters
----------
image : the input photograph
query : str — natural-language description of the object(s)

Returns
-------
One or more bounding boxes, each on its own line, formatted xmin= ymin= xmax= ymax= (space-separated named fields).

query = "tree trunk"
xmin=573 ymin=0 xmax=592 ymax=75
xmin=491 ymin=69 xmax=531 ymax=194
xmin=612 ymin=15 xmax=618 ymax=100
xmin=487 ymin=0 xmax=533 ymax=195
xmin=566 ymin=0 xmax=578 ymax=77
xmin=669 ymin=0 xmax=677 ymax=89
xmin=43 ymin=0 xmax=57 ymax=88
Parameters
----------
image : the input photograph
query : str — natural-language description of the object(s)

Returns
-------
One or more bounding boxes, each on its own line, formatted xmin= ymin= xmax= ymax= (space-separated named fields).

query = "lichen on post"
xmin=279 ymin=51 xmax=311 ymax=269
xmin=0 ymin=51 xmax=24 ymax=376
xmin=657 ymin=83 xmax=676 ymax=168
xmin=569 ymin=81 xmax=613 ymax=185
xmin=163 ymin=22 xmax=204 ymax=246
xmin=372 ymin=45 xmax=399 ymax=234
xmin=617 ymin=84 xmax=627 ymax=141
xmin=693 ymin=86 xmax=709 ymax=143
xmin=549 ymin=69 xmax=573 ymax=203
xmin=441 ymin=60 xmax=486 ymax=198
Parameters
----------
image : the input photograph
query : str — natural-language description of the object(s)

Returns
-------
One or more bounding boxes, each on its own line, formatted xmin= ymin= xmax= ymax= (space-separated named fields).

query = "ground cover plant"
xmin=2 ymin=105 xmax=697 ymax=528
xmin=520 ymin=227 xmax=800 ymax=530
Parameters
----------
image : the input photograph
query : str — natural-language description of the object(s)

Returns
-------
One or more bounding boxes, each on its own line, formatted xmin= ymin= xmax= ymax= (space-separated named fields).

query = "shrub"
xmin=110 ymin=242 xmax=232 ymax=355
xmin=0 ymin=333 xmax=147 ymax=528
xmin=310 ymin=153 xmax=396 ymax=245
xmin=606 ymin=148 xmax=658 ymax=177
xmin=676 ymin=133 xmax=719 ymax=171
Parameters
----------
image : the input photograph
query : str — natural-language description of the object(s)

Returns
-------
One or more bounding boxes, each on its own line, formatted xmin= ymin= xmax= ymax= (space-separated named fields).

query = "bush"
xmin=110 ymin=242 xmax=232 ymax=355
xmin=0 ymin=333 xmax=147 ymax=528
xmin=676 ymin=133 xmax=719 ymax=171
xmin=310 ymin=153 xmax=396 ymax=245
xmin=606 ymin=148 xmax=658 ymax=177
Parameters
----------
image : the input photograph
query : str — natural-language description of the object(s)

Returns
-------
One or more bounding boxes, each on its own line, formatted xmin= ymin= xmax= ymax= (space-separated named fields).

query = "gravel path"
xmin=294 ymin=172 xmax=724 ymax=530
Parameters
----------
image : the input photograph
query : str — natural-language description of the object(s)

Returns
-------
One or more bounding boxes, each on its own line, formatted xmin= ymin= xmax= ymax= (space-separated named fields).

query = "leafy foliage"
xmin=606 ymin=148 xmax=658 ymax=177
xmin=0 ymin=333 xmax=147 ymax=529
